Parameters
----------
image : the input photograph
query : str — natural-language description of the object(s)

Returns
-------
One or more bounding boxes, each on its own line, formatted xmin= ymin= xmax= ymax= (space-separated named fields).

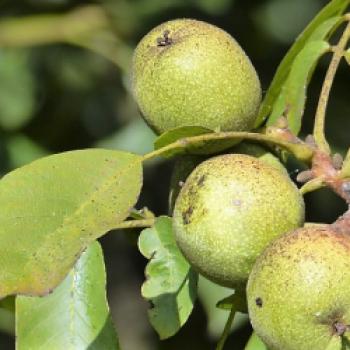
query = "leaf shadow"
xmin=342 ymin=335 xmax=350 ymax=349
xmin=149 ymin=268 xmax=198 ymax=339
xmin=87 ymin=315 xmax=120 ymax=350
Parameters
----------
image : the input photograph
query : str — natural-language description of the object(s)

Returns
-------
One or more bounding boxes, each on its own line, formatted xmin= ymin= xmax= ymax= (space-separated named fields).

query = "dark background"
xmin=0 ymin=0 xmax=349 ymax=349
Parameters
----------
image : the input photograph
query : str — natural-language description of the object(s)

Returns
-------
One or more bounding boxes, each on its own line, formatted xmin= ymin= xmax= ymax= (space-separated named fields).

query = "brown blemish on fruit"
xmin=156 ymin=30 xmax=173 ymax=47
xmin=233 ymin=199 xmax=242 ymax=206
xmin=255 ymin=297 xmax=263 ymax=307
xmin=332 ymin=321 xmax=349 ymax=336
xmin=197 ymin=174 xmax=206 ymax=186
xmin=182 ymin=206 xmax=193 ymax=225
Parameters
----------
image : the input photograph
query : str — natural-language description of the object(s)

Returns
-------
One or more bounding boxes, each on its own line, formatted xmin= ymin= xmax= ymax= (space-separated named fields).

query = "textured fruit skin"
xmin=247 ymin=227 xmax=350 ymax=350
xmin=172 ymin=154 xmax=304 ymax=289
xmin=132 ymin=19 xmax=261 ymax=134
xmin=168 ymin=155 xmax=205 ymax=214
xmin=168 ymin=143 xmax=287 ymax=214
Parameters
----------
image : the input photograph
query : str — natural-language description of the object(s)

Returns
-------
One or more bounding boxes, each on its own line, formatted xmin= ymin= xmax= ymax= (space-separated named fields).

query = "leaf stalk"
xmin=313 ymin=18 xmax=350 ymax=154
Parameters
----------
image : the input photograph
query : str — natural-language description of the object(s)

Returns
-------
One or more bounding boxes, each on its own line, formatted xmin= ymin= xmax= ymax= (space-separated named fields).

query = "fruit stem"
xmin=332 ymin=208 xmax=350 ymax=234
xmin=311 ymin=150 xmax=350 ymax=204
xmin=112 ymin=218 xmax=155 ymax=230
xmin=313 ymin=19 xmax=350 ymax=154
xmin=215 ymin=304 xmax=236 ymax=350
xmin=142 ymin=131 xmax=314 ymax=163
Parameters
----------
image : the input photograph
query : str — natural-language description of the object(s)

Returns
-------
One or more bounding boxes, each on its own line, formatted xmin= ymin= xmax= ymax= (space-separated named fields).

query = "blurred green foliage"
xmin=0 ymin=0 xmax=348 ymax=349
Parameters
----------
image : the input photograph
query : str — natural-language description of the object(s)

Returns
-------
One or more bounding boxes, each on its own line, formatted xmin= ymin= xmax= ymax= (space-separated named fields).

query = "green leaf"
xmin=16 ymin=241 xmax=119 ymax=350
xmin=255 ymin=0 xmax=349 ymax=127
xmin=267 ymin=40 xmax=330 ymax=134
xmin=154 ymin=126 xmax=213 ymax=149
xmin=0 ymin=149 xmax=142 ymax=297
xmin=216 ymin=290 xmax=247 ymax=313
xmin=147 ymin=131 xmax=314 ymax=163
xmin=245 ymin=332 xmax=269 ymax=350
xmin=138 ymin=216 xmax=198 ymax=339
xmin=0 ymin=49 xmax=37 ymax=130
xmin=153 ymin=126 xmax=242 ymax=158
xmin=345 ymin=48 xmax=350 ymax=65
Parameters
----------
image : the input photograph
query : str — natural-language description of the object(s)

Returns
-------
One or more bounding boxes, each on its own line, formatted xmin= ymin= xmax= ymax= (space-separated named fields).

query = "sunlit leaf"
xmin=138 ymin=216 xmax=198 ymax=339
xmin=267 ymin=40 xmax=329 ymax=134
xmin=255 ymin=0 xmax=349 ymax=127
xmin=245 ymin=332 xmax=269 ymax=350
xmin=16 ymin=241 xmax=119 ymax=350
xmin=0 ymin=149 xmax=142 ymax=298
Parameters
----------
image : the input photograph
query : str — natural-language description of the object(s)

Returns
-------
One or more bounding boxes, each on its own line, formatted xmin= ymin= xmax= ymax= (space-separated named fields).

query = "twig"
xmin=142 ymin=131 xmax=314 ymax=163
xmin=313 ymin=19 xmax=350 ymax=154
xmin=113 ymin=218 xmax=155 ymax=230
xmin=216 ymin=304 xmax=236 ymax=350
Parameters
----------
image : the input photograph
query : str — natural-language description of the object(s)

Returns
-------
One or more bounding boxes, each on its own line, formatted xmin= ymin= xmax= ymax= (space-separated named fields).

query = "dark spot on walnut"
xmin=197 ymin=174 xmax=206 ymax=186
xmin=255 ymin=297 xmax=263 ymax=307
xmin=182 ymin=206 xmax=193 ymax=225
xmin=156 ymin=29 xmax=173 ymax=47
xmin=233 ymin=199 xmax=242 ymax=206
xmin=332 ymin=321 xmax=349 ymax=336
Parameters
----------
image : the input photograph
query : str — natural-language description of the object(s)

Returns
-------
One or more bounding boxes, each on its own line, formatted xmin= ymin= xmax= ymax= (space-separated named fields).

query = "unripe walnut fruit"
xmin=247 ymin=226 xmax=350 ymax=350
xmin=172 ymin=154 xmax=305 ymax=289
xmin=168 ymin=143 xmax=287 ymax=214
xmin=132 ymin=19 xmax=261 ymax=134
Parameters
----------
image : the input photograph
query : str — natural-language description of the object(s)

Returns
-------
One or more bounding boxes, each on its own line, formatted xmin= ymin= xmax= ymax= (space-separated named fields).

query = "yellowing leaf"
xmin=0 ymin=149 xmax=142 ymax=297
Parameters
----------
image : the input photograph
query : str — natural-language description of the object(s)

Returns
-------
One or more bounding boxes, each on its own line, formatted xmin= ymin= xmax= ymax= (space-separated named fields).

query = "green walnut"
xmin=168 ymin=143 xmax=287 ymax=214
xmin=247 ymin=226 xmax=350 ymax=350
xmin=132 ymin=19 xmax=261 ymax=134
xmin=172 ymin=154 xmax=304 ymax=289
